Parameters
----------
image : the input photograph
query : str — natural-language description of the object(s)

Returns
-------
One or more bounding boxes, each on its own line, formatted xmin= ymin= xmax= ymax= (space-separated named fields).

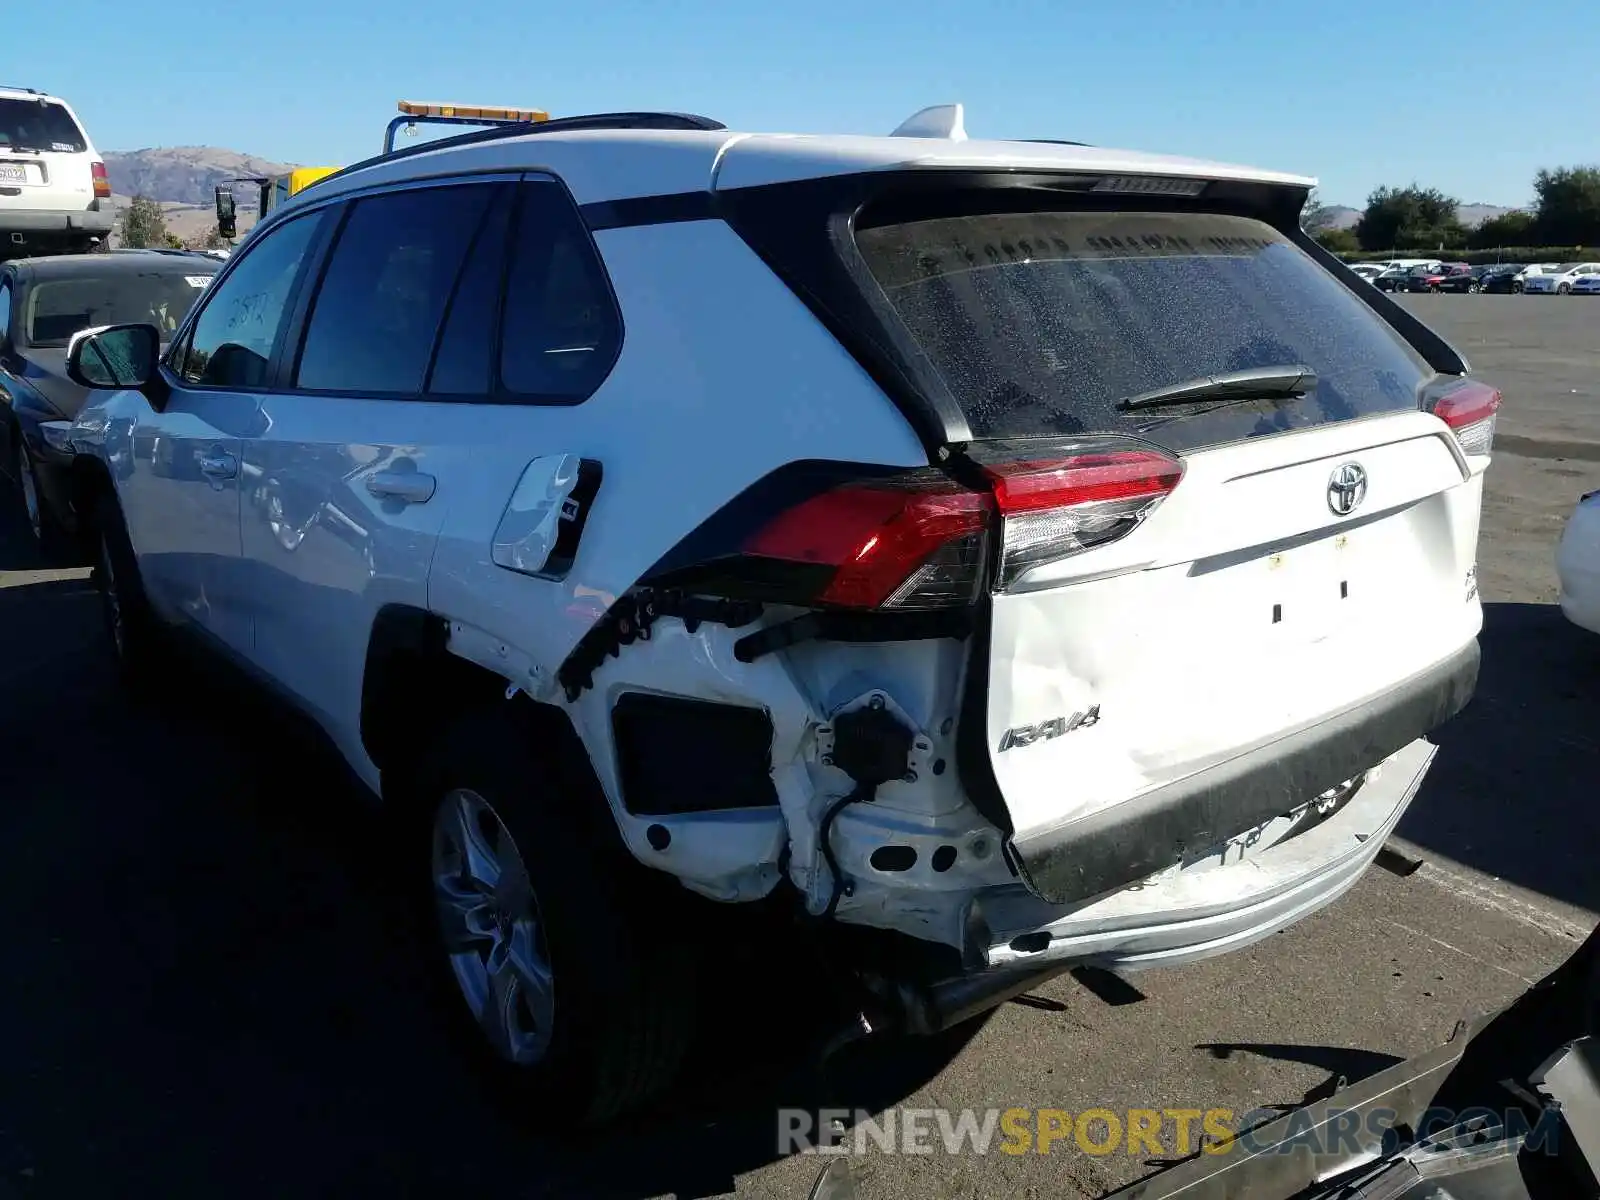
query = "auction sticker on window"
xmin=185 ymin=276 xmax=211 ymax=288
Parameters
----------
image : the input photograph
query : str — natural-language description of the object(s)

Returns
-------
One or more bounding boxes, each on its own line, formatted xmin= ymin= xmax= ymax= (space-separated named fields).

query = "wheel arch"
xmin=67 ymin=453 xmax=115 ymax=526
xmin=360 ymin=604 xmax=616 ymax=834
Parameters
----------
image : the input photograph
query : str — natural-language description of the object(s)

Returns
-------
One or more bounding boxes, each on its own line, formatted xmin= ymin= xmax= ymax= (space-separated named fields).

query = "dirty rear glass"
xmin=854 ymin=210 xmax=1431 ymax=452
xmin=0 ymin=99 xmax=88 ymax=153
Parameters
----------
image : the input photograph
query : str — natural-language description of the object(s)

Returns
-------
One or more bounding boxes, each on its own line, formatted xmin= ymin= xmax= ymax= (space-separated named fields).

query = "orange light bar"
xmin=397 ymin=100 xmax=550 ymax=123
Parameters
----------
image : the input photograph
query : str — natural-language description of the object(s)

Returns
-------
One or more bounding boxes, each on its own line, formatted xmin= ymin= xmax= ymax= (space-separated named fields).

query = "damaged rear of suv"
xmin=65 ymin=107 xmax=1491 ymax=1124
xmin=528 ymin=123 xmax=1489 ymax=1109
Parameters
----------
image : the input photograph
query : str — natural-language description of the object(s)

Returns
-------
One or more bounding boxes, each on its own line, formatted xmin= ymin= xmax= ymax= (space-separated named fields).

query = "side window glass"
xmin=427 ymin=186 xmax=514 ymax=396
xmin=295 ymin=183 xmax=495 ymax=394
xmin=182 ymin=213 xmax=321 ymax=388
xmin=498 ymin=181 xmax=621 ymax=401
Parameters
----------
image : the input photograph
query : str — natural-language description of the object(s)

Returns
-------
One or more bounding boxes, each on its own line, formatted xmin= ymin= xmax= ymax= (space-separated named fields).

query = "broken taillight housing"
xmin=663 ymin=441 xmax=1185 ymax=611
xmin=1425 ymin=378 xmax=1501 ymax=457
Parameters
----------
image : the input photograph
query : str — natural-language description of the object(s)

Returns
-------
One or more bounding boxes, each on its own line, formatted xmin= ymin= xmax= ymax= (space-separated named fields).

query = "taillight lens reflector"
xmin=1429 ymin=379 xmax=1501 ymax=457
xmin=90 ymin=161 xmax=112 ymax=199
xmin=983 ymin=450 xmax=1184 ymax=589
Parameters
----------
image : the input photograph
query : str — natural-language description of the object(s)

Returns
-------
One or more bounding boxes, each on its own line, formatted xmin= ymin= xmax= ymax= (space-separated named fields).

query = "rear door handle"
xmin=366 ymin=470 xmax=436 ymax=504
xmin=198 ymin=451 xmax=238 ymax=479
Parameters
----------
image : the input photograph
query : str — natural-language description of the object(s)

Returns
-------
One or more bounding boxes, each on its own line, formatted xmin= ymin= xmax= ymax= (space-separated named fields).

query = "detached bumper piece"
xmin=1009 ymin=640 xmax=1480 ymax=907
xmin=1105 ymin=921 xmax=1600 ymax=1199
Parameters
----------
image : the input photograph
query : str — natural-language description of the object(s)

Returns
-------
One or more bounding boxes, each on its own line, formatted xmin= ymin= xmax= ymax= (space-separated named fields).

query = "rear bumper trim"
xmin=0 ymin=208 xmax=114 ymax=235
xmin=1008 ymin=639 xmax=1479 ymax=906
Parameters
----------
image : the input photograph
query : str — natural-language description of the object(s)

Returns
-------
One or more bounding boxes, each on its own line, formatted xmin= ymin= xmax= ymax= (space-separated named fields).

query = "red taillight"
xmin=744 ymin=481 xmax=989 ymax=609
xmin=985 ymin=450 xmax=1185 ymax=513
xmin=982 ymin=449 xmax=1184 ymax=589
xmin=90 ymin=161 xmax=111 ymax=199
xmin=731 ymin=445 xmax=1185 ymax=610
xmin=1427 ymin=379 xmax=1501 ymax=457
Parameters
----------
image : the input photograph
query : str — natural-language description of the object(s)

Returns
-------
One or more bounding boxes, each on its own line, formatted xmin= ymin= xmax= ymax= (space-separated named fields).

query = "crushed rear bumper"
xmin=972 ymin=737 xmax=1437 ymax=971
xmin=1007 ymin=640 xmax=1479 ymax=907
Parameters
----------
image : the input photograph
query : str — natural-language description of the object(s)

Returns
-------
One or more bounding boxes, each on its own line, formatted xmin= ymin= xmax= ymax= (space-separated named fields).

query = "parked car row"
xmin=1 ymin=248 xmax=220 ymax=553
xmin=1350 ymin=258 xmax=1600 ymax=294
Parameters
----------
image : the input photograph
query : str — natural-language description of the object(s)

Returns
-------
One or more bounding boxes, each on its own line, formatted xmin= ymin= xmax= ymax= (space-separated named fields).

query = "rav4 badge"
xmin=998 ymin=705 xmax=1101 ymax=751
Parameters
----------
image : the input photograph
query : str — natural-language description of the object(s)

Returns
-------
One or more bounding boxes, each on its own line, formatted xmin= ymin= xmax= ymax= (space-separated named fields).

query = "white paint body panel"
xmin=426 ymin=218 xmax=927 ymax=682
xmin=985 ymin=414 xmax=1484 ymax=847
xmin=118 ymin=390 xmax=252 ymax=653
xmin=238 ymin=394 xmax=459 ymax=783
xmin=1557 ymin=491 xmax=1600 ymax=636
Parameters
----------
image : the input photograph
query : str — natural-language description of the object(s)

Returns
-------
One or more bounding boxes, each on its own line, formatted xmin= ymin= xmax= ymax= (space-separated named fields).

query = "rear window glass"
xmin=26 ymin=271 xmax=212 ymax=345
xmin=855 ymin=210 xmax=1431 ymax=451
xmin=0 ymin=98 xmax=88 ymax=153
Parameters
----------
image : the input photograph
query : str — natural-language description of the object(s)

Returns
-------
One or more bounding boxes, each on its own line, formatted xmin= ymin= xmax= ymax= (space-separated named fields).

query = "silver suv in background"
xmin=0 ymin=86 xmax=115 ymax=258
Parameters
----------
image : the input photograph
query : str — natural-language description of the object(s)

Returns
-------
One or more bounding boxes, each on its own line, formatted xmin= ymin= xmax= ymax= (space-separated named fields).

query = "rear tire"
xmin=90 ymin=492 xmax=163 ymax=689
xmin=413 ymin=709 xmax=698 ymax=1125
xmin=1558 ymin=283 xmax=1572 ymax=295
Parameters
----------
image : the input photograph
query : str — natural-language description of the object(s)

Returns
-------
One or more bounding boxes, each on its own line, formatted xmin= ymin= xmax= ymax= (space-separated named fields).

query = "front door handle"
xmin=198 ymin=451 xmax=238 ymax=479
xmin=366 ymin=470 xmax=436 ymax=504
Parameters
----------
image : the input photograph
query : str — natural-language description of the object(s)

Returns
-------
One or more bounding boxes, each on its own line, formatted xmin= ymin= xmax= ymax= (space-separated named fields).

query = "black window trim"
xmin=263 ymin=169 xmax=624 ymax=408
xmin=159 ymin=205 xmax=335 ymax=394
xmin=421 ymin=182 xmax=512 ymax=396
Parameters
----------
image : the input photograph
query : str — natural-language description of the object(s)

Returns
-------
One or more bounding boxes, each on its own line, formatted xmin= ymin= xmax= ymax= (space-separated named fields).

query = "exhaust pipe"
xmin=856 ymin=960 xmax=1076 ymax=1039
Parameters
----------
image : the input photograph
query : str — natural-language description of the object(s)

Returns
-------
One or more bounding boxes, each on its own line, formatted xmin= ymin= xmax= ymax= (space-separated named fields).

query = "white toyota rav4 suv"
xmin=0 ymin=85 xmax=115 ymax=257
xmin=59 ymin=105 xmax=1494 ymax=1123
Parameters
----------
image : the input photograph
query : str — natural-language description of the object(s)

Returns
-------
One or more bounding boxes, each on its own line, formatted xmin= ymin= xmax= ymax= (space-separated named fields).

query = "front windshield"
xmin=0 ymin=98 xmax=88 ymax=152
xmin=25 ymin=271 xmax=213 ymax=346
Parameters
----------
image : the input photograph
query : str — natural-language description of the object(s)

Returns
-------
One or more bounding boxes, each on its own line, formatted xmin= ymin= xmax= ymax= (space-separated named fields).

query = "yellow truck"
xmin=214 ymin=101 xmax=548 ymax=241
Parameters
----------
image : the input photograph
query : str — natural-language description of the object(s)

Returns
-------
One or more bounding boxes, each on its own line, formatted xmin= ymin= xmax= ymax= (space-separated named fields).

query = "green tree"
xmin=1315 ymin=227 xmax=1360 ymax=253
xmin=1355 ymin=185 xmax=1466 ymax=250
xmin=1467 ymin=209 xmax=1535 ymax=250
xmin=120 ymin=195 xmax=168 ymax=249
xmin=1532 ymin=166 xmax=1600 ymax=246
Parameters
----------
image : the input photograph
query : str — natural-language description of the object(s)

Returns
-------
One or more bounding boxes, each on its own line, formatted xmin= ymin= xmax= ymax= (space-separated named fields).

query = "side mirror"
xmin=214 ymin=186 xmax=237 ymax=240
xmin=67 ymin=323 xmax=163 ymax=398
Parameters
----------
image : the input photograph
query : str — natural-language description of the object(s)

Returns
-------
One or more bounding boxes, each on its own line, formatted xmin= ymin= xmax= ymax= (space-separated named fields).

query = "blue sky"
xmin=15 ymin=0 xmax=1597 ymax=208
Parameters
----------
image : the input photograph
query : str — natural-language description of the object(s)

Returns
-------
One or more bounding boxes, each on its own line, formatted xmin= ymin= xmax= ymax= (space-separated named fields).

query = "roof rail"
xmin=1021 ymin=138 xmax=1092 ymax=147
xmin=322 ymin=110 xmax=729 ymax=197
xmin=515 ymin=111 xmax=725 ymax=135
xmin=382 ymin=108 xmax=724 ymax=153
xmin=0 ymin=84 xmax=42 ymax=95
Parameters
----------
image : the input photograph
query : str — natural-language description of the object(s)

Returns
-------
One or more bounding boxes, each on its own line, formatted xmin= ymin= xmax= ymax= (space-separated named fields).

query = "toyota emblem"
xmin=1327 ymin=462 xmax=1368 ymax=516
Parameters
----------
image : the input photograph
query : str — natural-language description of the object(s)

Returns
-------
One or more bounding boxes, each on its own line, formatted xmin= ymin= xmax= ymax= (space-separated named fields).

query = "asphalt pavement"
xmin=0 ymin=295 xmax=1596 ymax=1200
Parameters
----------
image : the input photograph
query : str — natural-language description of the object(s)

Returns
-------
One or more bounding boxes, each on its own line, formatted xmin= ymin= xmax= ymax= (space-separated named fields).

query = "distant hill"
xmin=1318 ymin=202 xmax=1519 ymax=232
xmin=102 ymin=146 xmax=297 ymax=207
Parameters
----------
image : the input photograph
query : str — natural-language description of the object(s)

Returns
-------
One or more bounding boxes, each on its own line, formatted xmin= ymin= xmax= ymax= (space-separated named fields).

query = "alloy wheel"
xmin=431 ymin=787 xmax=556 ymax=1066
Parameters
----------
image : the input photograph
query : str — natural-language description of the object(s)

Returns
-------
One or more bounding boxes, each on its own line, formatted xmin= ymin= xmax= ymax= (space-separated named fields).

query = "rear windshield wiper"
xmin=1116 ymin=365 xmax=1317 ymax=412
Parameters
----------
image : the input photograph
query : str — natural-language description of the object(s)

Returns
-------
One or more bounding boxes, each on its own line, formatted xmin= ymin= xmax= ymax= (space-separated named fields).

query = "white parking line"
xmin=1389 ymin=834 xmax=1597 ymax=943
